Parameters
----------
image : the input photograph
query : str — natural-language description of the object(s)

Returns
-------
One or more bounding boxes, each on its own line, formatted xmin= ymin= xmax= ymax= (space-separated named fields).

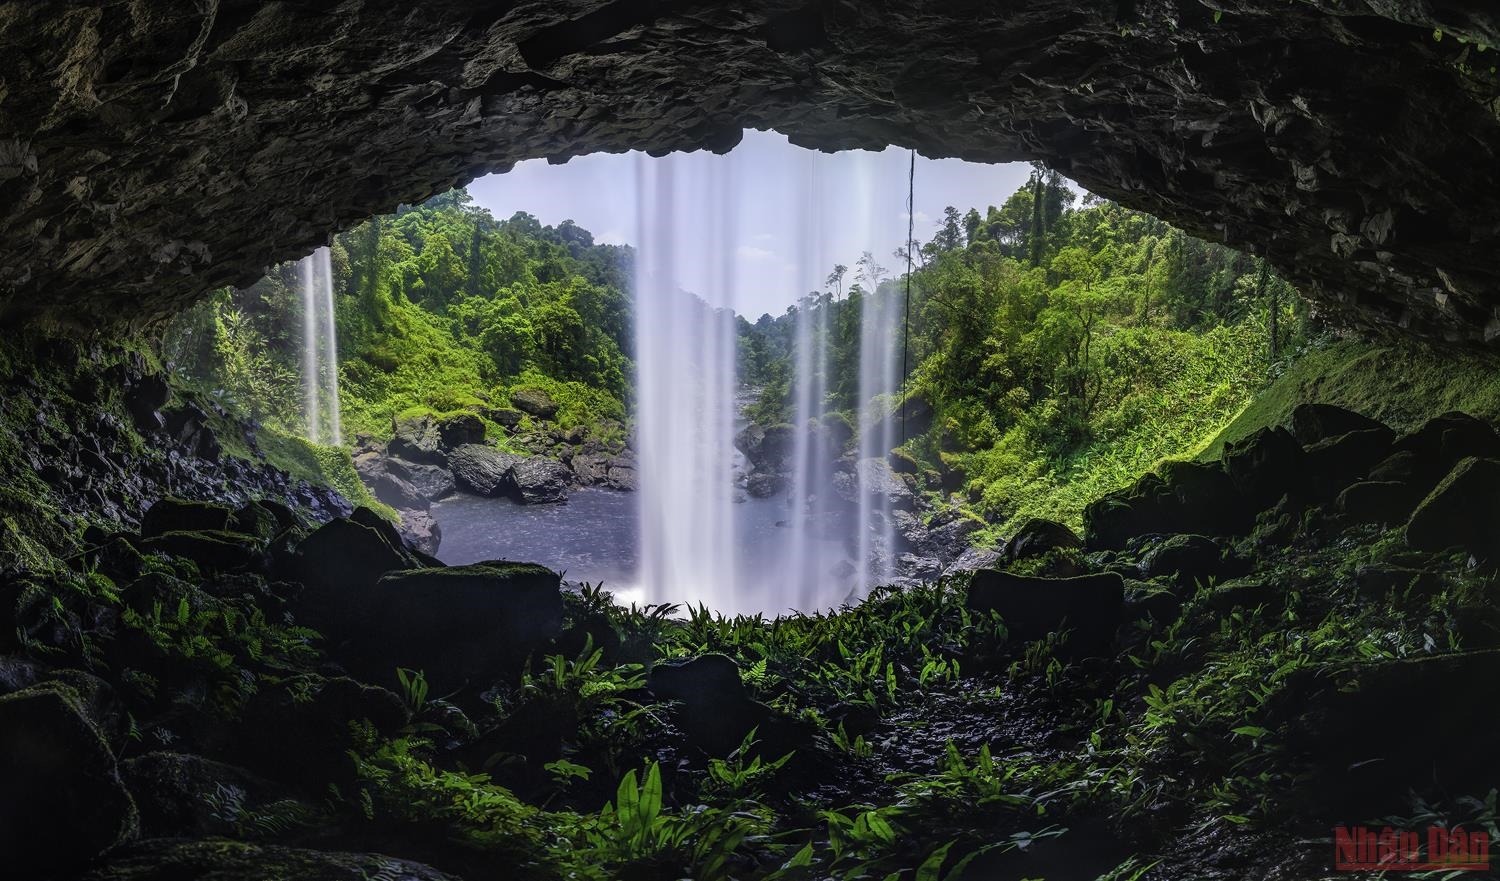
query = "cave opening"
xmin=5 ymin=2 xmax=1500 ymax=879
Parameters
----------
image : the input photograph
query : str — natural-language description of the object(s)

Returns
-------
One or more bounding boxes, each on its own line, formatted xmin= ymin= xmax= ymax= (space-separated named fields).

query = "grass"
xmin=1202 ymin=336 xmax=1500 ymax=458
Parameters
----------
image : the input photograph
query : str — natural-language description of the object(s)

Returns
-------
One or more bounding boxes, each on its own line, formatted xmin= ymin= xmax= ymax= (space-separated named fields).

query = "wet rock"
xmin=448 ymin=444 xmax=525 ymax=497
xmin=0 ymin=655 xmax=43 ymax=694
xmin=119 ymin=752 xmax=289 ymax=838
xmin=510 ymin=457 xmax=571 ymax=504
xmin=385 ymin=458 xmax=455 ymax=502
xmin=570 ymin=452 xmax=610 ymax=485
xmin=833 ymin=458 xmax=915 ymax=512
xmin=1140 ymin=534 xmax=1239 ymax=587
xmin=1302 ymin=426 xmax=1396 ymax=498
xmin=1222 ymin=426 xmax=1306 ymax=511
xmin=484 ymin=407 xmax=525 ymax=429
xmin=605 ymin=458 xmax=638 ymax=492
xmin=1394 ymin=412 xmax=1500 ymax=471
xmin=746 ymin=471 xmax=786 ymax=498
xmin=943 ymin=545 xmax=1002 ymax=576
xmin=389 ymin=412 xmax=444 ymax=464
xmin=291 ymin=516 xmax=421 ymax=619
xmin=162 ymin=404 xmax=222 ymax=462
xmin=897 ymin=553 xmax=944 ymax=581
xmin=372 ymin=469 xmax=427 ymax=511
xmin=140 ymin=498 xmax=232 ymax=538
xmin=509 ymin=388 xmax=558 ymax=420
xmin=1289 ymin=403 xmax=1387 ymax=446
xmin=230 ymin=501 xmax=294 ymax=540
xmin=965 ymin=569 xmax=1124 ymax=655
xmin=1281 ymin=649 xmax=1500 ymax=818
xmin=140 ymin=530 xmax=263 ymax=574
xmin=0 ymin=682 xmax=139 ymax=874
xmin=397 ymin=508 xmax=442 ymax=557
xmin=345 ymin=563 xmax=565 ymax=689
xmin=1336 ymin=480 xmax=1428 ymax=525
xmin=436 ymin=412 xmax=485 ymax=449
xmin=233 ymin=677 xmax=407 ymax=783
xmin=79 ymin=839 xmax=461 ymax=881
xmin=122 ymin=372 xmax=169 ymax=434
xmin=1405 ymin=457 xmax=1500 ymax=561
xmin=1006 ymin=518 xmax=1082 ymax=562
xmin=648 ymin=654 xmax=796 ymax=757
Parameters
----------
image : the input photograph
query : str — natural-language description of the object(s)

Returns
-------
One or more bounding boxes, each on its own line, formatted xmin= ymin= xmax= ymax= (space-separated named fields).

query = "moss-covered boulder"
xmin=1288 ymin=402 xmax=1387 ymax=446
xmin=140 ymin=530 xmax=264 ymax=573
xmin=1301 ymin=426 xmax=1396 ymax=499
xmin=291 ymin=515 xmax=422 ymax=621
xmin=1005 ymin=518 xmax=1081 ymax=562
xmin=509 ymin=387 xmax=558 ymax=419
xmin=965 ymin=569 xmax=1124 ymax=656
xmin=0 ymin=682 xmax=139 ymax=873
xmin=1222 ymin=426 xmax=1306 ymax=511
xmin=78 ymin=840 xmax=459 ymax=881
xmin=1140 ymin=533 xmax=1242 ymax=588
xmin=140 ymin=497 xmax=233 ymax=538
xmin=389 ymin=411 xmax=444 ymax=464
xmin=1405 ymin=457 xmax=1500 ymax=561
xmin=341 ymin=562 xmax=565 ymax=690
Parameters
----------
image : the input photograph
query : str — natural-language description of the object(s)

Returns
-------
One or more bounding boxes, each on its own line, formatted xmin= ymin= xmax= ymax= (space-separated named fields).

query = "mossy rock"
xmin=140 ymin=530 xmax=264 ymax=573
xmin=1405 ymin=456 xmax=1500 ymax=561
xmin=140 ymin=498 xmax=233 ymax=538
xmin=509 ymin=387 xmax=558 ymax=419
xmin=0 ymin=682 xmax=140 ymax=874
xmin=78 ymin=840 xmax=460 ymax=881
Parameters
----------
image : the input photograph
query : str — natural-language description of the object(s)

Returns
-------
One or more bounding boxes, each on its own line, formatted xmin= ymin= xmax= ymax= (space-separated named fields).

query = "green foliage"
xmin=165 ymin=192 xmax=632 ymax=445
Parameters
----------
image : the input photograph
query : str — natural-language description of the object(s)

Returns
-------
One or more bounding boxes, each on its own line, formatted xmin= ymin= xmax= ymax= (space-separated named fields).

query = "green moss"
xmin=225 ymin=425 xmax=395 ymax=520
xmin=1202 ymin=337 xmax=1500 ymax=459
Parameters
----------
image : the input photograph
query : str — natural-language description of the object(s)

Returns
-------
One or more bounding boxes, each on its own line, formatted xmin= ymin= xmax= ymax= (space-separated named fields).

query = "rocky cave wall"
xmin=1 ymin=1 xmax=1498 ymax=340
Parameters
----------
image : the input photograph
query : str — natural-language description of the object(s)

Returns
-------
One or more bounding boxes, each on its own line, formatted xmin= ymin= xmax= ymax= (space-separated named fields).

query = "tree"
xmin=826 ymin=264 xmax=847 ymax=300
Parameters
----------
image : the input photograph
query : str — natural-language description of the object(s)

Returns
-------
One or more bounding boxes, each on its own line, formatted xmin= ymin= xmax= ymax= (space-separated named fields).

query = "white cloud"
xmin=737 ymin=244 xmax=776 ymax=261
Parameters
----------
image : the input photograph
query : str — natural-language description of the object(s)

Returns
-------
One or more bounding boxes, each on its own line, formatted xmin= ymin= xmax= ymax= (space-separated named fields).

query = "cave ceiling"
xmin=1 ymin=0 xmax=1498 ymax=340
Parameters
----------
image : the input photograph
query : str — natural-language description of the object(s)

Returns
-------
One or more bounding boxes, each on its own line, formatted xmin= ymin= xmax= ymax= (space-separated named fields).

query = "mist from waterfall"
xmin=298 ymin=246 xmax=342 ymax=446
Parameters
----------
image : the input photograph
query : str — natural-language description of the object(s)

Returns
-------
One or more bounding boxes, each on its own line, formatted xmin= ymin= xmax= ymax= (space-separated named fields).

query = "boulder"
xmin=510 ymin=457 xmax=571 ymax=504
xmin=1301 ymin=426 xmax=1396 ymax=498
xmin=448 ymin=444 xmax=525 ymax=497
xmin=232 ymin=677 xmax=407 ymax=783
xmin=887 ymin=448 xmax=920 ymax=475
xmin=1006 ymin=518 xmax=1082 ymax=562
xmin=943 ymin=545 xmax=1003 ymax=576
xmin=1394 ymin=411 xmax=1500 ymax=470
xmin=140 ymin=530 xmax=263 ymax=574
xmin=965 ymin=569 xmax=1125 ymax=655
xmin=140 ymin=498 xmax=232 ymax=538
xmin=229 ymin=501 xmax=294 ymax=539
xmin=1221 ymin=426 xmax=1306 ymax=511
xmin=1288 ymin=403 xmax=1388 ymax=446
xmin=605 ymin=459 xmax=639 ymax=492
xmin=1405 ymin=457 xmax=1500 ymax=561
xmin=1336 ymin=480 xmax=1428 ymax=525
xmin=119 ymin=752 xmax=289 ymax=838
xmin=389 ymin=412 xmax=444 ymax=464
xmin=371 ymin=469 xmax=427 ymax=511
xmin=291 ymin=517 xmax=420 ymax=619
xmin=346 ymin=563 xmax=565 ymax=689
xmin=1157 ymin=459 xmax=1254 ymax=536
xmin=833 ymin=458 xmax=916 ymax=512
xmin=746 ymin=471 xmax=786 ymax=498
xmin=509 ymin=388 xmax=558 ymax=419
xmin=569 ymin=452 xmax=610 ymax=485
xmin=1140 ymin=534 xmax=1237 ymax=587
xmin=123 ymin=372 xmax=169 ymax=434
xmin=397 ymin=508 xmax=442 ymax=557
xmin=0 ymin=683 xmax=139 ymax=874
xmin=384 ymin=458 xmax=456 ymax=502
xmin=483 ymin=407 xmax=525 ymax=429
xmin=78 ymin=840 xmax=460 ymax=881
xmin=1280 ymin=650 xmax=1500 ymax=817
xmin=436 ymin=412 xmax=486 ymax=449
xmin=648 ymin=654 xmax=790 ymax=757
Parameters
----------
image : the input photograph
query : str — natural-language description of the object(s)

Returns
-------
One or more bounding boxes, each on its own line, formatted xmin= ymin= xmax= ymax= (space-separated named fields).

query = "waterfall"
xmin=634 ymin=154 xmax=741 ymax=612
xmin=298 ymin=246 xmax=342 ymax=446
xmin=853 ymin=154 xmax=901 ymax=593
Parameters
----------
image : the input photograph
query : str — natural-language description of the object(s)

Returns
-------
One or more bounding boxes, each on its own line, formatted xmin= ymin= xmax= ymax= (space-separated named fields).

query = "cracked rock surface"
xmin=1 ymin=1 xmax=1498 ymax=340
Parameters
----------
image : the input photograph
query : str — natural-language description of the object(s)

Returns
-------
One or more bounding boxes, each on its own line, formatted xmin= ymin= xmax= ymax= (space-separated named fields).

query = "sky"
xmin=467 ymin=129 xmax=1033 ymax=319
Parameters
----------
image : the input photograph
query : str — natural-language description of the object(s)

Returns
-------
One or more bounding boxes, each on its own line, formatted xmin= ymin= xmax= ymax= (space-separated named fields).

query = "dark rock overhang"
xmin=1 ymin=1 xmax=1497 ymax=340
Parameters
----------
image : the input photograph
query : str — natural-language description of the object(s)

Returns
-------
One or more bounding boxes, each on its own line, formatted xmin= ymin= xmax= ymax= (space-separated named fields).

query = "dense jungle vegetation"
xmin=747 ymin=167 xmax=1307 ymax=537
xmin=166 ymin=169 xmax=1307 ymax=545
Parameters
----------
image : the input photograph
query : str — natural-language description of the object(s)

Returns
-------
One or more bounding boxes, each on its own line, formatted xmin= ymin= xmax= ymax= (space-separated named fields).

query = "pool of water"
xmin=431 ymin=488 xmax=858 ymax=615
